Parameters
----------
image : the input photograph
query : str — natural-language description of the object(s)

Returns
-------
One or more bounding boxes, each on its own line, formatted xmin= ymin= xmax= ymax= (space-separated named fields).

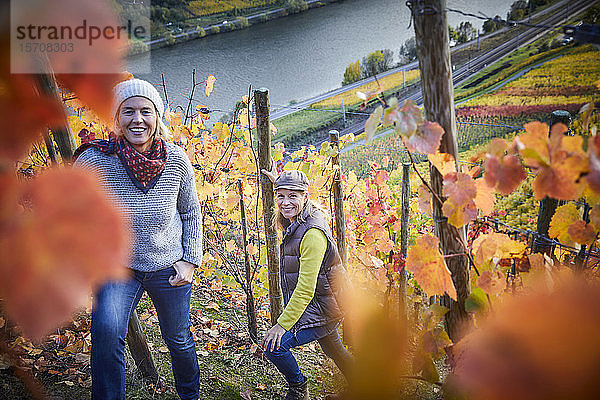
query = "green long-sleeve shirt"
xmin=277 ymin=228 xmax=327 ymax=331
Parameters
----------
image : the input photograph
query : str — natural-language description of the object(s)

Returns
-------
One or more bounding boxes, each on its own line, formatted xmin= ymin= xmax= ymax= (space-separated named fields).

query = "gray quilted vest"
xmin=280 ymin=211 xmax=345 ymax=332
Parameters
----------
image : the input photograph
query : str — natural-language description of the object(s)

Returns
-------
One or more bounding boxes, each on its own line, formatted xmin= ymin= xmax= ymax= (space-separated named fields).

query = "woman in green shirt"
xmin=261 ymin=170 xmax=353 ymax=400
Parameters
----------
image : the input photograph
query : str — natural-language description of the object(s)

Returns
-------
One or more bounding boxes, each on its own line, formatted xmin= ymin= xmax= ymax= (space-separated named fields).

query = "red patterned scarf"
xmin=74 ymin=137 xmax=167 ymax=193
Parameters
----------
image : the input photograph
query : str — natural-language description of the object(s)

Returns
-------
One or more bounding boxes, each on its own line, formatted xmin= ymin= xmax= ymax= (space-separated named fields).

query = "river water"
xmin=128 ymin=0 xmax=514 ymax=119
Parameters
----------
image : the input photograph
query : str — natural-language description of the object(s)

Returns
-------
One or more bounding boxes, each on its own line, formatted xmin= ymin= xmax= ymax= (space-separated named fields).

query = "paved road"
xmin=270 ymin=0 xmax=588 ymax=121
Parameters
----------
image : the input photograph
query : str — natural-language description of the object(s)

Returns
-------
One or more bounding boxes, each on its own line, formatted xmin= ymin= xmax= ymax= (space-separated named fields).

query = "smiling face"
xmin=276 ymin=188 xmax=308 ymax=222
xmin=116 ymin=96 xmax=158 ymax=153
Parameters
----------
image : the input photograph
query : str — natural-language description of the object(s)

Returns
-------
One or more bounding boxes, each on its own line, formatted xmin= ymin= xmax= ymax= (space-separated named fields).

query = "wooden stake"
xmin=328 ymin=130 xmax=348 ymax=266
xmin=412 ymin=0 xmax=473 ymax=341
xmin=238 ymin=179 xmax=258 ymax=342
xmin=35 ymin=71 xmax=76 ymax=162
xmin=399 ymin=163 xmax=410 ymax=317
xmin=254 ymin=88 xmax=284 ymax=324
xmin=127 ymin=313 xmax=160 ymax=387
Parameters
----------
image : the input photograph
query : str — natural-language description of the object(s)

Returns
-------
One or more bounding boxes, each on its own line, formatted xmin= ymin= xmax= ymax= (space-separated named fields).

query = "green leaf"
xmin=465 ymin=287 xmax=488 ymax=313
xmin=413 ymin=350 xmax=440 ymax=384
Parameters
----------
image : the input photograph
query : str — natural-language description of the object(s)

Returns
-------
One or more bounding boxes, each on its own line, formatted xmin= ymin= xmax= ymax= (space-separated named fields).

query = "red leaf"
xmin=0 ymin=169 xmax=131 ymax=339
xmin=0 ymin=73 xmax=65 ymax=160
xmin=484 ymin=153 xmax=527 ymax=195
xmin=404 ymin=121 xmax=444 ymax=155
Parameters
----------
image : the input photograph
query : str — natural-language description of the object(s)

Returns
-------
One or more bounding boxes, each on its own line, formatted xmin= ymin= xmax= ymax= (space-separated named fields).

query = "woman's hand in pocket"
xmin=169 ymin=260 xmax=195 ymax=286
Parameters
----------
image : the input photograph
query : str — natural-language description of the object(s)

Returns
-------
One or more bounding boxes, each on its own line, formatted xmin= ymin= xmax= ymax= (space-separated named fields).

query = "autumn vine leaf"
xmin=450 ymin=281 xmax=600 ymax=400
xmin=586 ymin=133 xmax=600 ymax=193
xmin=364 ymin=106 xmax=383 ymax=143
xmin=477 ymin=270 xmax=505 ymax=296
xmin=471 ymin=233 xmax=527 ymax=269
xmin=404 ymin=121 xmax=444 ymax=155
xmin=567 ymin=220 xmax=597 ymax=246
xmin=406 ymin=235 xmax=457 ymax=300
xmin=473 ymin=179 xmax=495 ymax=216
xmin=0 ymin=169 xmax=130 ymax=340
xmin=0 ymin=74 xmax=65 ymax=160
xmin=548 ymin=203 xmax=580 ymax=246
xmin=483 ymin=138 xmax=527 ymax=195
xmin=441 ymin=172 xmax=478 ymax=228
xmin=205 ymin=75 xmax=216 ymax=97
xmin=428 ymin=151 xmax=456 ymax=177
xmin=517 ymin=122 xmax=588 ymax=200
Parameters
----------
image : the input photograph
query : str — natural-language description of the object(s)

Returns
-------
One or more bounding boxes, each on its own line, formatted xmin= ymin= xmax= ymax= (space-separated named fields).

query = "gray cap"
xmin=274 ymin=170 xmax=309 ymax=192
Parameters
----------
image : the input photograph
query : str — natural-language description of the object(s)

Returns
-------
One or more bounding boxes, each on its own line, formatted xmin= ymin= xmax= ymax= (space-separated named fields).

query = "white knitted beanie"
xmin=112 ymin=78 xmax=165 ymax=120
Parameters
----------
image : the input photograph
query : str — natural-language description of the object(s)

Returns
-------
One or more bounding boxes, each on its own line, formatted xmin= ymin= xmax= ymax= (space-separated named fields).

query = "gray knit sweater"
xmin=74 ymin=142 xmax=203 ymax=272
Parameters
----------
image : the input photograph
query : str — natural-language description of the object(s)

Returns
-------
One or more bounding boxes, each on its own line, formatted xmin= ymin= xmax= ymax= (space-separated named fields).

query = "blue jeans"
xmin=264 ymin=324 xmax=353 ymax=385
xmin=91 ymin=267 xmax=200 ymax=400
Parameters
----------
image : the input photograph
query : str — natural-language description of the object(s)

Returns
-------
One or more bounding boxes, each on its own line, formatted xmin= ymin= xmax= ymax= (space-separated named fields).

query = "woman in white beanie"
xmin=74 ymin=78 xmax=202 ymax=400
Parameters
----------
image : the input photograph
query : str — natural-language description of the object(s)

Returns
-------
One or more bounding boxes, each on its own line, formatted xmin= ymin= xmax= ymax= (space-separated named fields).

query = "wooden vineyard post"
xmin=238 ymin=179 xmax=259 ymax=342
xmin=399 ymin=163 xmax=410 ymax=318
xmin=411 ymin=0 xmax=473 ymax=341
xmin=328 ymin=130 xmax=348 ymax=266
xmin=254 ymin=88 xmax=284 ymax=324
xmin=329 ymin=130 xmax=352 ymax=343
xmin=35 ymin=67 xmax=76 ymax=162
xmin=126 ymin=315 xmax=160 ymax=387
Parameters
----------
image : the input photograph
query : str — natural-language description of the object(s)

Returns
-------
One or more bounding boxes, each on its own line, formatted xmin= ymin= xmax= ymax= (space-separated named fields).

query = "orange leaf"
xmin=406 ymin=235 xmax=456 ymax=300
xmin=205 ymin=75 xmax=216 ymax=97
xmin=451 ymin=281 xmax=600 ymax=400
xmin=567 ymin=221 xmax=597 ymax=246
xmin=428 ymin=151 xmax=456 ymax=177
xmin=474 ymin=179 xmax=495 ymax=216
xmin=586 ymin=133 xmax=600 ymax=193
xmin=477 ymin=270 xmax=505 ymax=296
xmin=517 ymin=121 xmax=551 ymax=167
xmin=374 ymin=170 xmax=389 ymax=186
xmin=11 ymin=0 xmax=128 ymax=122
xmin=246 ymin=243 xmax=258 ymax=256
xmin=0 ymin=74 xmax=65 ymax=160
xmin=518 ymin=122 xmax=587 ymax=200
xmin=590 ymin=204 xmax=600 ymax=231
xmin=471 ymin=233 xmax=527 ymax=268
xmin=484 ymin=153 xmax=527 ymax=195
xmin=0 ymin=169 xmax=130 ymax=340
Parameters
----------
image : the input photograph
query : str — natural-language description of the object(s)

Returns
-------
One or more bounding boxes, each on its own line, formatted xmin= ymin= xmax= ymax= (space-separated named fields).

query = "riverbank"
xmin=130 ymin=0 xmax=342 ymax=55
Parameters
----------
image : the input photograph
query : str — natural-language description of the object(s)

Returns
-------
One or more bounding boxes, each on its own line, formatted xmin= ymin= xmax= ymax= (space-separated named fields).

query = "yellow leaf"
xmin=548 ymin=203 xmax=580 ymax=246
xmin=428 ymin=151 xmax=456 ymax=177
xmin=205 ymin=75 xmax=216 ymax=97
xmin=472 ymin=233 xmax=527 ymax=269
